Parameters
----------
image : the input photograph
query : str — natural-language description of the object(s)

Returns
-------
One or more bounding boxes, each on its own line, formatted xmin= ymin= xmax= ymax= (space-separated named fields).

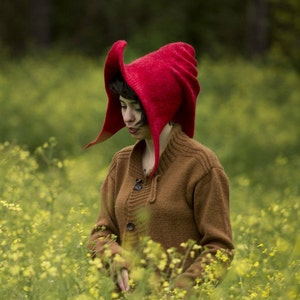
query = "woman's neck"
xmin=142 ymin=123 xmax=173 ymax=173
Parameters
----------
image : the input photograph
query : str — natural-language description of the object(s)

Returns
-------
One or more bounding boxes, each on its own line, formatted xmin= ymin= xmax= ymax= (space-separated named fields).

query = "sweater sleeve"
xmin=87 ymin=161 xmax=129 ymax=272
xmin=173 ymin=167 xmax=234 ymax=289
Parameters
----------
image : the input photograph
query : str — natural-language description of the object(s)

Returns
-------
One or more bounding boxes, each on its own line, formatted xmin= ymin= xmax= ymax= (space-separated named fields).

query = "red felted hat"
xmin=85 ymin=40 xmax=200 ymax=176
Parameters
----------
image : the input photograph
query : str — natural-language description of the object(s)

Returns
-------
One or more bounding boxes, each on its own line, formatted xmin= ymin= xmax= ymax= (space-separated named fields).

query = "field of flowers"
xmin=0 ymin=53 xmax=299 ymax=299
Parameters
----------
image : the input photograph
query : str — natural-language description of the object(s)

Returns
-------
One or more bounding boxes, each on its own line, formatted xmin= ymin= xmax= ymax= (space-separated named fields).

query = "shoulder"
xmin=113 ymin=145 xmax=134 ymax=160
xmin=188 ymin=138 xmax=220 ymax=164
xmin=106 ymin=145 xmax=134 ymax=174
xmin=171 ymin=126 xmax=223 ymax=171
xmin=109 ymin=145 xmax=134 ymax=168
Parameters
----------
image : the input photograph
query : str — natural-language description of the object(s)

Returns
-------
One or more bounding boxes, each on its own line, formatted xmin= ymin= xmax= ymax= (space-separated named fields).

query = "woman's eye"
xmin=132 ymin=104 xmax=142 ymax=111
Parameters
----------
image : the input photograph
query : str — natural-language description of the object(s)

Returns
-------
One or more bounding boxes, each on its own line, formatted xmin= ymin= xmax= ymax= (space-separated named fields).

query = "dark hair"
xmin=109 ymin=73 xmax=148 ymax=125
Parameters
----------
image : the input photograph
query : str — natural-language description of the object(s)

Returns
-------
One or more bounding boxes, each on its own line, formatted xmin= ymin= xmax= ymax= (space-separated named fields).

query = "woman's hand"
xmin=117 ymin=268 xmax=130 ymax=292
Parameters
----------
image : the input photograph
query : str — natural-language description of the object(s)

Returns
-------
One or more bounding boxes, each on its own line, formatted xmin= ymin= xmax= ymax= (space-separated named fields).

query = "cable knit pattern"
xmin=88 ymin=124 xmax=234 ymax=287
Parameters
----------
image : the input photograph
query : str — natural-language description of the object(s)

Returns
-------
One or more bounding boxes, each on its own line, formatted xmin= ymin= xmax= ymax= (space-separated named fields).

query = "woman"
xmin=85 ymin=40 xmax=234 ymax=292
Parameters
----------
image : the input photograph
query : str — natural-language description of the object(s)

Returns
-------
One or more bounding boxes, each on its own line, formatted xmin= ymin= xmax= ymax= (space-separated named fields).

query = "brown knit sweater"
xmin=88 ymin=124 xmax=234 ymax=289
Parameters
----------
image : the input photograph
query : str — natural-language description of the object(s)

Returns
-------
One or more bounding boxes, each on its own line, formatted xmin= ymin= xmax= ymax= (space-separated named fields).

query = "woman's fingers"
xmin=117 ymin=268 xmax=130 ymax=292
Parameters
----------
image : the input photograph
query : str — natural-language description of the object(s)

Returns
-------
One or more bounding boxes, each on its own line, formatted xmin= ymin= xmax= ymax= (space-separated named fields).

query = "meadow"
xmin=0 ymin=52 xmax=299 ymax=299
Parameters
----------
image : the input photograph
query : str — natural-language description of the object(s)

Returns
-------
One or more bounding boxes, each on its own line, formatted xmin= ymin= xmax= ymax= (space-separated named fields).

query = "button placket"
xmin=125 ymin=179 xmax=143 ymax=234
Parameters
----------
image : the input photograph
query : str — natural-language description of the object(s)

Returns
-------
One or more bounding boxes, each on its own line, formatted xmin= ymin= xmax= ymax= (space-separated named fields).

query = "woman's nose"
xmin=123 ymin=108 xmax=135 ymax=123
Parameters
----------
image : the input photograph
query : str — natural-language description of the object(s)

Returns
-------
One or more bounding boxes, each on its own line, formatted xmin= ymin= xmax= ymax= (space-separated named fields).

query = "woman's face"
xmin=119 ymin=96 xmax=151 ymax=140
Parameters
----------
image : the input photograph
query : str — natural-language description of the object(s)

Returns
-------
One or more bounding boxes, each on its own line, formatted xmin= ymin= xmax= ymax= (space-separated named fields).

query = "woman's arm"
xmin=173 ymin=167 xmax=234 ymax=289
xmin=87 ymin=168 xmax=130 ymax=287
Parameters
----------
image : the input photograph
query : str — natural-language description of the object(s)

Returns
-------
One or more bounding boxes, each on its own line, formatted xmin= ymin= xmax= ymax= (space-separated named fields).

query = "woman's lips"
xmin=128 ymin=127 xmax=138 ymax=135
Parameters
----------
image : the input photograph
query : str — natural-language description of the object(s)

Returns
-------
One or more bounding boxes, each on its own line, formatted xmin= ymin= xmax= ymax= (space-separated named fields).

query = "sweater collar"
xmin=128 ymin=124 xmax=184 ymax=179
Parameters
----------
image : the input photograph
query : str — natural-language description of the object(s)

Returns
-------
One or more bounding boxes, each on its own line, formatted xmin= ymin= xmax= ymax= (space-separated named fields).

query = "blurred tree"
xmin=184 ymin=0 xmax=246 ymax=57
xmin=0 ymin=0 xmax=30 ymax=55
xmin=269 ymin=0 xmax=300 ymax=70
xmin=30 ymin=0 xmax=52 ymax=48
xmin=245 ymin=0 xmax=269 ymax=58
xmin=0 ymin=0 xmax=299 ymax=70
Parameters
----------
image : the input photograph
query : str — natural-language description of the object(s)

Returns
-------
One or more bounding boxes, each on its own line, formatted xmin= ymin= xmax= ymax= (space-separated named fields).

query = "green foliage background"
xmin=0 ymin=53 xmax=299 ymax=299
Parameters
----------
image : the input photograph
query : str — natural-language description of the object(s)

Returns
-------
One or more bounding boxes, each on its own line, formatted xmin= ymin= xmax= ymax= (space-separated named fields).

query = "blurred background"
xmin=0 ymin=0 xmax=299 ymax=68
xmin=1 ymin=2 xmax=300 ymax=298
xmin=0 ymin=0 xmax=299 ymax=177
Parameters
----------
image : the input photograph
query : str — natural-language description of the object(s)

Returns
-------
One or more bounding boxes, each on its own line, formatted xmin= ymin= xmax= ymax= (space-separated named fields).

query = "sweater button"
xmin=134 ymin=179 xmax=143 ymax=190
xmin=134 ymin=183 xmax=142 ymax=190
xmin=126 ymin=222 xmax=135 ymax=231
